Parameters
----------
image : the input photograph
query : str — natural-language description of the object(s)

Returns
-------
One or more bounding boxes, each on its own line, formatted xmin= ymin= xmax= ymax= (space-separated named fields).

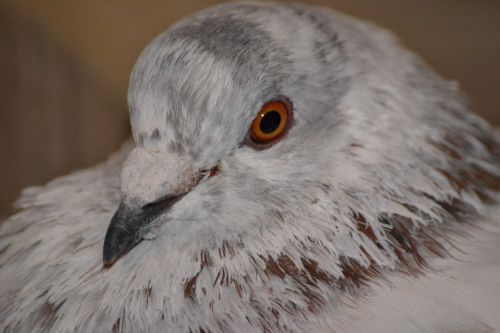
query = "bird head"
xmin=103 ymin=3 xmax=353 ymax=266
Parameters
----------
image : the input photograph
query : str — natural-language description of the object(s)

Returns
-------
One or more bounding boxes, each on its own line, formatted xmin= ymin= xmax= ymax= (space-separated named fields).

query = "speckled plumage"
xmin=1 ymin=2 xmax=500 ymax=332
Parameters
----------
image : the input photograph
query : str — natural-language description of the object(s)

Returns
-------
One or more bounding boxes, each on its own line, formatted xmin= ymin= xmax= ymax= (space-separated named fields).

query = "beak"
xmin=102 ymin=194 xmax=181 ymax=267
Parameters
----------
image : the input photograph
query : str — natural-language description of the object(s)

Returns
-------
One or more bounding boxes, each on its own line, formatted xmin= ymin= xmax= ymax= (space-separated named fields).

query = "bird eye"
xmin=248 ymin=99 xmax=292 ymax=147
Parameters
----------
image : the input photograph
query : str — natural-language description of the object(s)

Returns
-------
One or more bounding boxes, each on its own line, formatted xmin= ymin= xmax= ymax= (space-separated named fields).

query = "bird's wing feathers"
xmin=0 ymin=144 xmax=130 ymax=331
xmin=325 ymin=205 xmax=500 ymax=333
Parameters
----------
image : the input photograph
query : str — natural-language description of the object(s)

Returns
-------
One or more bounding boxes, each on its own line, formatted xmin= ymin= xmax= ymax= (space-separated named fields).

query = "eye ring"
xmin=245 ymin=97 xmax=293 ymax=149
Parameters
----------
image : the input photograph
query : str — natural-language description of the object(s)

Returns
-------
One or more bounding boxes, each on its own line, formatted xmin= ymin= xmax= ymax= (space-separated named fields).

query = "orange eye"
xmin=250 ymin=101 xmax=290 ymax=144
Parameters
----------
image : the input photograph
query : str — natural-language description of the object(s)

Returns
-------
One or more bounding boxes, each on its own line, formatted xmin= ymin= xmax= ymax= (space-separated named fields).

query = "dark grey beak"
xmin=103 ymin=194 xmax=181 ymax=267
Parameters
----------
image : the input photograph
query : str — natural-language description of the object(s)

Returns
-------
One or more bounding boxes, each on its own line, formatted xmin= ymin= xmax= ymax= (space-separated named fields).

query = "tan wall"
xmin=1 ymin=0 xmax=499 ymax=214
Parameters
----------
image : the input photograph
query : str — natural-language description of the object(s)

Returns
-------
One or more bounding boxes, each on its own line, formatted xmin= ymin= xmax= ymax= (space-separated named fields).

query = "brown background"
xmin=1 ymin=0 xmax=499 ymax=215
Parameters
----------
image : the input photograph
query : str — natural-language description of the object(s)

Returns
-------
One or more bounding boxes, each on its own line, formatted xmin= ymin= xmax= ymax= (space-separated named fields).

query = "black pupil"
xmin=260 ymin=111 xmax=282 ymax=134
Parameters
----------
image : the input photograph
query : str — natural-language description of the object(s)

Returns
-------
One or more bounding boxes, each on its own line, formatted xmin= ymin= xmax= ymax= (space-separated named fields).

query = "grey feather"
xmin=1 ymin=2 xmax=500 ymax=332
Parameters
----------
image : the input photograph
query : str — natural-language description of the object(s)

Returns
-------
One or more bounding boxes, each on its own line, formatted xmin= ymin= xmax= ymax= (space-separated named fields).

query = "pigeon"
xmin=1 ymin=2 xmax=500 ymax=332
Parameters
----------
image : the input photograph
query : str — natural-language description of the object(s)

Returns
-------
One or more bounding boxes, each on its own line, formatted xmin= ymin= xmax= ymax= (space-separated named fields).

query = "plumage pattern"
xmin=1 ymin=2 xmax=500 ymax=332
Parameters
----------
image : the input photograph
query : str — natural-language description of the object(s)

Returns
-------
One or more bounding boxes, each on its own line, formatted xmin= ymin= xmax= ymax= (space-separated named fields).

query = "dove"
xmin=1 ymin=2 xmax=499 ymax=332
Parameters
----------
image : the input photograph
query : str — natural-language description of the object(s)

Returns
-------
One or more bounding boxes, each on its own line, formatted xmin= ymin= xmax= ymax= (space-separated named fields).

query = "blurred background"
xmin=1 ymin=0 xmax=499 ymax=215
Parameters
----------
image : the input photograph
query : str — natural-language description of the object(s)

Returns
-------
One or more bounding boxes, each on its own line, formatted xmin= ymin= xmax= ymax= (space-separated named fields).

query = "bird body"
xmin=1 ymin=2 xmax=500 ymax=332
